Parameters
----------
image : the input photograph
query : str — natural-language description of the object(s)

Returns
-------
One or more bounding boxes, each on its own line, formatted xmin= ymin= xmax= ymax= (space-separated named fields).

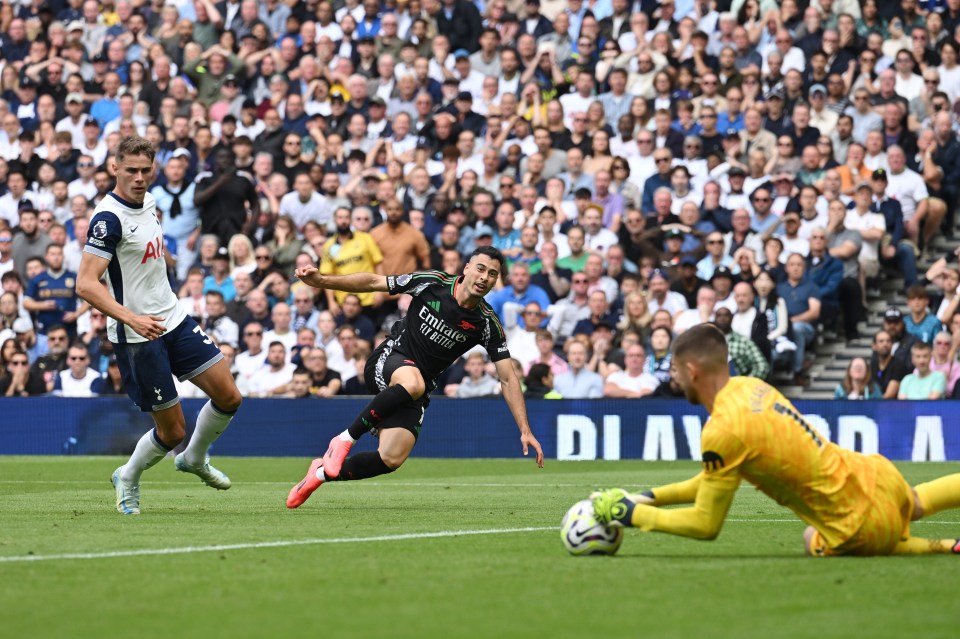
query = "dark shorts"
xmin=114 ymin=315 xmax=223 ymax=412
xmin=364 ymin=338 xmax=431 ymax=439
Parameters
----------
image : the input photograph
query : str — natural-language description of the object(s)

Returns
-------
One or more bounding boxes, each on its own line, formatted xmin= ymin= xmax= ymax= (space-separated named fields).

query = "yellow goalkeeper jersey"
xmin=702 ymin=376 xmax=877 ymax=547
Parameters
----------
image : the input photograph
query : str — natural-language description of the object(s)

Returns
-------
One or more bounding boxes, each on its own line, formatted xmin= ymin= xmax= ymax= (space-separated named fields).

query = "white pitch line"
xmin=0 ymin=526 xmax=555 ymax=564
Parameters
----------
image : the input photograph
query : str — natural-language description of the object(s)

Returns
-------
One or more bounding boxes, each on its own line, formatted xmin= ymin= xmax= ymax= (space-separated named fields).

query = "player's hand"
xmin=129 ymin=314 xmax=166 ymax=340
xmin=295 ymin=265 xmax=325 ymax=288
xmin=521 ymin=431 xmax=544 ymax=468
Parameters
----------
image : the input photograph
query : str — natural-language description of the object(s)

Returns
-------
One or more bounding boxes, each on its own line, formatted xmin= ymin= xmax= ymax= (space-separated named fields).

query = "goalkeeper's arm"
xmin=638 ymin=472 xmax=705 ymax=506
xmin=630 ymin=478 xmax=740 ymax=541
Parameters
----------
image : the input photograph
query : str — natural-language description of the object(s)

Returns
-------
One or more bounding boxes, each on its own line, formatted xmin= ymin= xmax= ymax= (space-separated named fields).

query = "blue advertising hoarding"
xmin=0 ymin=398 xmax=958 ymax=461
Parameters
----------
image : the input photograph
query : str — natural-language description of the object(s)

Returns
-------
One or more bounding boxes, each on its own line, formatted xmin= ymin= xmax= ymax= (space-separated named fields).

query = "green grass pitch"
xmin=2 ymin=457 xmax=959 ymax=639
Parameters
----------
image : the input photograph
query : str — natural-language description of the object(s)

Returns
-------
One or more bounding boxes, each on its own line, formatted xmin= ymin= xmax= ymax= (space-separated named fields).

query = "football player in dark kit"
xmin=287 ymin=246 xmax=544 ymax=508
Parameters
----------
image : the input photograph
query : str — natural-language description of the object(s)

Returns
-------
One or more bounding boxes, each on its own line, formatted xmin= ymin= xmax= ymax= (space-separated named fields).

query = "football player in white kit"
xmin=77 ymin=136 xmax=243 ymax=515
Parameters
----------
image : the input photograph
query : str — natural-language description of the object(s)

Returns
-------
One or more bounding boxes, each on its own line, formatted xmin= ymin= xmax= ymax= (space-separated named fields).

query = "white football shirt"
xmin=83 ymin=192 xmax=187 ymax=343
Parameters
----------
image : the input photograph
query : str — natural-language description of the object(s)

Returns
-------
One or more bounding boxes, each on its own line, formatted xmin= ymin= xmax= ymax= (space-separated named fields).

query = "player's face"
xmin=463 ymin=254 xmax=500 ymax=297
xmin=670 ymin=356 xmax=701 ymax=405
xmin=114 ymin=153 xmax=155 ymax=203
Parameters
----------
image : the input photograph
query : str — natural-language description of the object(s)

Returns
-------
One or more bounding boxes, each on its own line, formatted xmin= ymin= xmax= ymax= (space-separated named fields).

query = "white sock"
xmin=338 ymin=430 xmax=357 ymax=443
xmin=316 ymin=465 xmax=325 ymax=481
xmin=183 ymin=400 xmax=235 ymax=467
xmin=120 ymin=429 xmax=169 ymax=484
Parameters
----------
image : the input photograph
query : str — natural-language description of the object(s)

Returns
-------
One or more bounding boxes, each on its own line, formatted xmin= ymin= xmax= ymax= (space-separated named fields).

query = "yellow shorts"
xmin=809 ymin=455 xmax=914 ymax=557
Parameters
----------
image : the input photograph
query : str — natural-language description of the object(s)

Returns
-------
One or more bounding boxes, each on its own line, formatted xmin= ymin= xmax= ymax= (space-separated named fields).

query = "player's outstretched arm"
xmin=295 ymin=264 xmax=389 ymax=294
xmin=76 ymin=252 xmax=166 ymax=341
xmin=644 ymin=472 xmax=705 ymax=506
xmin=593 ymin=479 xmax=738 ymax=540
xmin=494 ymin=358 xmax=544 ymax=467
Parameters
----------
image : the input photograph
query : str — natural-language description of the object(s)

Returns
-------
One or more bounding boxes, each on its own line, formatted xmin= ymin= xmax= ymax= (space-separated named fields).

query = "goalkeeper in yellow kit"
xmin=592 ymin=324 xmax=960 ymax=556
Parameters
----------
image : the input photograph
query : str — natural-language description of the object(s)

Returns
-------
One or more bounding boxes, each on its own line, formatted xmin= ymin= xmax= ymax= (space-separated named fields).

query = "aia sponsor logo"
xmin=141 ymin=236 xmax=164 ymax=263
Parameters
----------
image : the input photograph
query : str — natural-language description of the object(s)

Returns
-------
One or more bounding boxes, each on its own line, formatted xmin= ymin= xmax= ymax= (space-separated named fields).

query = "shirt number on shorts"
xmin=773 ymin=401 xmax=823 ymax=447
xmin=193 ymin=325 xmax=213 ymax=345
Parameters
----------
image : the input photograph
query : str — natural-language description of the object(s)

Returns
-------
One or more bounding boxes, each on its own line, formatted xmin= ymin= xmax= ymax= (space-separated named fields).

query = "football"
xmin=560 ymin=499 xmax=624 ymax=556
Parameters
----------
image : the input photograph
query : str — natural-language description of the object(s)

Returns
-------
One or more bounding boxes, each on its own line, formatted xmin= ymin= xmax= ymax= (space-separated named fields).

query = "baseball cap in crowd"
xmin=711 ymin=266 xmax=734 ymax=282
xmin=17 ymin=199 xmax=36 ymax=212
xmin=330 ymin=90 xmax=345 ymax=102
xmin=728 ymin=166 xmax=747 ymax=177
xmin=67 ymin=20 xmax=84 ymax=32
xmin=358 ymin=36 xmax=375 ymax=45
xmin=66 ymin=92 xmax=84 ymax=104
xmin=475 ymin=224 xmax=494 ymax=238
xmin=872 ymin=168 xmax=888 ymax=182
xmin=884 ymin=308 xmax=904 ymax=322
xmin=214 ymin=247 xmax=230 ymax=260
xmin=594 ymin=321 xmax=615 ymax=332
xmin=12 ymin=317 xmax=33 ymax=333
xmin=766 ymin=89 xmax=784 ymax=101
xmin=83 ymin=118 xmax=99 ymax=128
xmin=241 ymin=98 xmax=257 ymax=110
xmin=680 ymin=254 xmax=698 ymax=267
xmin=809 ymin=84 xmax=827 ymax=96
xmin=649 ymin=268 xmax=669 ymax=283
xmin=222 ymin=74 xmax=238 ymax=86
xmin=91 ymin=52 xmax=107 ymax=63
xmin=456 ymin=91 xmax=473 ymax=102
xmin=666 ymin=228 xmax=684 ymax=239
xmin=369 ymin=96 xmax=386 ymax=107
xmin=416 ymin=136 xmax=431 ymax=149
xmin=19 ymin=77 xmax=36 ymax=90
xmin=172 ymin=148 xmax=192 ymax=160
xmin=454 ymin=49 xmax=471 ymax=60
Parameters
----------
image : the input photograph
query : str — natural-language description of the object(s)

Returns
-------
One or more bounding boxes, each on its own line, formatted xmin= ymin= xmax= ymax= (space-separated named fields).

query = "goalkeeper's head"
xmin=670 ymin=324 xmax=729 ymax=406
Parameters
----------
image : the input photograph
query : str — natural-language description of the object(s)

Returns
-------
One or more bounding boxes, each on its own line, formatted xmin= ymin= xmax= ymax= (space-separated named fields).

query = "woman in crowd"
xmin=266 ymin=215 xmax=305 ymax=279
xmin=228 ymin=233 xmax=257 ymax=277
xmin=754 ymin=269 xmax=794 ymax=370
xmin=609 ymin=157 xmax=641 ymax=210
xmin=583 ymin=128 xmax=614 ymax=174
xmin=834 ymin=357 xmax=883 ymax=399
xmin=645 ymin=326 xmax=673 ymax=386
xmin=524 ymin=363 xmax=562 ymax=399
xmin=617 ymin=290 xmax=653 ymax=341
xmin=929 ymin=331 xmax=960 ymax=397
xmin=0 ymin=346 xmax=46 ymax=397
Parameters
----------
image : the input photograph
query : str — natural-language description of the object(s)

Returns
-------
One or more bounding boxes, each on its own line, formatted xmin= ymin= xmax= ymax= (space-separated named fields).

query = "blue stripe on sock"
xmin=152 ymin=428 xmax=173 ymax=451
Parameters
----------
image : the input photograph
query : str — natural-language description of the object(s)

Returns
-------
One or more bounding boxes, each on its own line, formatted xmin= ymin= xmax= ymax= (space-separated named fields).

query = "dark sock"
xmin=346 ymin=385 xmax=414 ymax=439
xmin=325 ymin=452 xmax=395 ymax=481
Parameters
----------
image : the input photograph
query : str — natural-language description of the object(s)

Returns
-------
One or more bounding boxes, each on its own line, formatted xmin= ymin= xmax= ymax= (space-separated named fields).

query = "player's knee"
xmin=158 ymin=425 xmax=185 ymax=447
xmin=217 ymin=390 xmax=243 ymax=413
xmin=379 ymin=450 xmax=406 ymax=470
xmin=400 ymin=379 xmax=425 ymax=400
xmin=911 ymin=487 xmax=924 ymax=520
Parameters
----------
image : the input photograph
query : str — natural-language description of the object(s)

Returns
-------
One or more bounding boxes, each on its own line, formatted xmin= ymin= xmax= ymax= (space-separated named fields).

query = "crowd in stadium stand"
xmin=2 ymin=0 xmax=960 ymax=400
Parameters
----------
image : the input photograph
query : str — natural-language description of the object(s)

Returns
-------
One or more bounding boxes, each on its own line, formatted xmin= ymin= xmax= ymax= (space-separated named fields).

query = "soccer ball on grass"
xmin=560 ymin=499 xmax=623 ymax=556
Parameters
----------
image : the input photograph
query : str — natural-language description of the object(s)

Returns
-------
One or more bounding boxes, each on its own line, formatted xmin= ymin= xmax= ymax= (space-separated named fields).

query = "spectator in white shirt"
xmin=263 ymin=302 xmax=298 ymax=357
xmin=246 ymin=341 xmax=296 ymax=397
xmin=603 ymin=344 xmax=660 ymax=398
xmin=53 ymin=343 xmax=100 ymax=397
xmin=674 ymin=286 xmax=716 ymax=334
xmin=278 ymin=173 xmax=331 ymax=231
xmin=234 ymin=321 xmax=267 ymax=394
